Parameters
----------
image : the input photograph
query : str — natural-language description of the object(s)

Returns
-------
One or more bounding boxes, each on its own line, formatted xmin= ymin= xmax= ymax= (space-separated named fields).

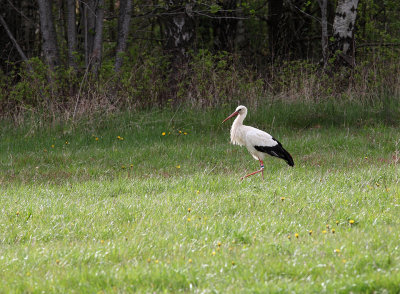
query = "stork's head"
xmin=222 ymin=105 xmax=247 ymax=123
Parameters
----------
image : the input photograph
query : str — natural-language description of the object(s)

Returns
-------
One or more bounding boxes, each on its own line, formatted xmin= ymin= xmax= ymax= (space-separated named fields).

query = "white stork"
xmin=222 ymin=105 xmax=294 ymax=180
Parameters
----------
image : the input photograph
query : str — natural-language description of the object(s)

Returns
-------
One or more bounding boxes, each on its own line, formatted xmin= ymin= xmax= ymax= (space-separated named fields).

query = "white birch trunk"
xmin=333 ymin=0 xmax=359 ymax=66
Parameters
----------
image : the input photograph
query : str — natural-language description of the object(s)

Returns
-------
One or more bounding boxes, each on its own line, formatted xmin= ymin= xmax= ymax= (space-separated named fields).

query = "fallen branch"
xmin=0 ymin=14 xmax=33 ymax=72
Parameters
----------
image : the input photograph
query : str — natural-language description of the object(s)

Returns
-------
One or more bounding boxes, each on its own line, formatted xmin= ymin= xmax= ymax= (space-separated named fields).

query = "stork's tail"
xmin=279 ymin=145 xmax=294 ymax=167
xmin=254 ymin=139 xmax=294 ymax=167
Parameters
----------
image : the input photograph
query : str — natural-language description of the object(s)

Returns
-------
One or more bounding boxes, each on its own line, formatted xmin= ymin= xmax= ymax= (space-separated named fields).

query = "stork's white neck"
xmin=233 ymin=111 xmax=246 ymax=126
xmin=230 ymin=112 xmax=247 ymax=145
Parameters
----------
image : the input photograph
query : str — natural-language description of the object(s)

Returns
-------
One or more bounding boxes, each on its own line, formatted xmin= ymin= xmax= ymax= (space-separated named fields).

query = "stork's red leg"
xmin=240 ymin=159 xmax=265 ymax=180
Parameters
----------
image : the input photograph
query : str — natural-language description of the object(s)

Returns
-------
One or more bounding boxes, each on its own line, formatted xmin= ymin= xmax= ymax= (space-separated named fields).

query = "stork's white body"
xmin=231 ymin=118 xmax=277 ymax=161
xmin=223 ymin=105 xmax=294 ymax=179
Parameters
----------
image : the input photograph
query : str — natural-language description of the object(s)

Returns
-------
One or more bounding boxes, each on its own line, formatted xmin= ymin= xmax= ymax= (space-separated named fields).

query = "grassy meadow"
xmin=1 ymin=101 xmax=400 ymax=293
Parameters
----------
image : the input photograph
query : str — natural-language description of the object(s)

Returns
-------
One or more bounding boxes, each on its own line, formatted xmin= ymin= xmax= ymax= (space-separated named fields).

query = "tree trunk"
xmin=161 ymin=0 xmax=195 ymax=66
xmin=90 ymin=0 xmax=104 ymax=77
xmin=332 ymin=0 xmax=359 ymax=67
xmin=234 ymin=1 xmax=246 ymax=51
xmin=115 ymin=0 xmax=132 ymax=72
xmin=213 ymin=0 xmax=238 ymax=52
xmin=84 ymin=0 xmax=96 ymax=67
xmin=66 ymin=0 xmax=78 ymax=70
xmin=268 ymin=0 xmax=283 ymax=59
xmin=159 ymin=0 xmax=195 ymax=101
xmin=318 ymin=0 xmax=328 ymax=67
xmin=37 ymin=0 xmax=60 ymax=70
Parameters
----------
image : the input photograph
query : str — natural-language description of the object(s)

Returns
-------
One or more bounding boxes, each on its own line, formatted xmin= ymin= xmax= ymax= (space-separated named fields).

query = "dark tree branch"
xmin=0 ymin=14 xmax=34 ymax=72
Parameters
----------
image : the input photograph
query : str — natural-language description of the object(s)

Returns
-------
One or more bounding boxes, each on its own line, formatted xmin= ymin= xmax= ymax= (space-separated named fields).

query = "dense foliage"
xmin=0 ymin=0 xmax=399 ymax=119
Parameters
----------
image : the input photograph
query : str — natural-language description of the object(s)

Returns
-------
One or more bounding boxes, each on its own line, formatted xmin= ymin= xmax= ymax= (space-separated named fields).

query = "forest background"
xmin=0 ymin=0 xmax=399 ymax=121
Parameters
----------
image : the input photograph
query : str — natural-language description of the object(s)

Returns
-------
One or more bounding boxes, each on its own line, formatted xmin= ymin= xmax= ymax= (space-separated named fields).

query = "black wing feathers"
xmin=254 ymin=138 xmax=294 ymax=167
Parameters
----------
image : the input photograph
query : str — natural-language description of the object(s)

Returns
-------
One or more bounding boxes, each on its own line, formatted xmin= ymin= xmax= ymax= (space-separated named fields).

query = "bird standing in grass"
xmin=222 ymin=105 xmax=294 ymax=180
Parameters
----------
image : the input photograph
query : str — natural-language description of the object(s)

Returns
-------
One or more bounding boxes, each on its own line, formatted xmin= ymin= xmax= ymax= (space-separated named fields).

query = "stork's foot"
xmin=240 ymin=160 xmax=265 ymax=181
xmin=240 ymin=167 xmax=264 ymax=181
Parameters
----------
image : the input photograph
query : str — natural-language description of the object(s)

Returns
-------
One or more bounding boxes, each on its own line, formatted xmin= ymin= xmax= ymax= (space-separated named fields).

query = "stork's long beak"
xmin=222 ymin=111 xmax=239 ymax=123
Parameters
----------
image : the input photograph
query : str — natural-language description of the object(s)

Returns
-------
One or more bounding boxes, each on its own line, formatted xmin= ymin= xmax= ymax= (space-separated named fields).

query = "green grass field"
xmin=1 ymin=102 xmax=400 ymax=293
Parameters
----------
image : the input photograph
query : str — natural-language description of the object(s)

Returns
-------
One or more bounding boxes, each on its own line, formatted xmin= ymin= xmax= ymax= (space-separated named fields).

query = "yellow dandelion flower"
xmin=322 ymin=230 xmax=327 ymax=234
xmin=295 ymin=233 xmax=299 ymax=238
xmin=212 ymin=251 xmax=216 ymax=256
xmin=179 ymin=130 xmax=182 ymax=134
xmin=332 ymin=228 xmax=336 ymax=234
xmin=349 ymin=219 xmax=355 ymax=224
xmin=336 ymin=220 xmax=339 ymax=225
xmin=231 ymin=261 xmax=235 ymax=265
xmin=334 ymin=249 xmax=341 ymax=253
xmin=280 ymin=197 xmax=285 ymax=201
xmin=342 ymin=259 xmax=347 ymax=263
xmin=121 ymin=165 xmax=126 ymax=169
xmin=188 ymin=259 xmax=192 ymax=263
xmin=386 ymin=188 xmax=390 ymax=192
xmin=364 ymin=156 xmax=368 ymax=159
xmin=100 ymin=240 xmax=104 ymax=244
xmin=147 ymin=258 xmax=151 ymax=263
xmin=130 ymin=164 xmax=133 ymax=168
xmin=187 ymin=218 xmax=191 ymax=222
xmin=196 ymin=190 xmax=200 ymax=194
xmin=309 ymin=230 xmax=313 ymax=235
xmin=326 ymin=224 xmax=330 ymax=229
xmin=65 ymin=141 xmax=69 ymax=145
xmin=26 ymin=272 xmax=30 ymax=276
xmin=176 ymin=165 xmax=181 ymax=169
xmin=16 ymin=211 xmax=20 ymax=216
xmin=51 ymin=144 xmax=55 ymax=148
xmin=155 ymin=260 xmax=159 ymax=264
xmin=376 ymin=183 xmax=380 ymax=187
xmin=188 ymin=208 xmax=191 ymax=213
xmin=184 ymin=132 xmax=188 ymax=135
xmin=162 ymin=132 xmax=166 ymax=136
xmin=56 ymin=259 xmax=60 ymax=264
xmin=95 ymin=137 xmax=99 ymax=141
xmin=217 ymin=241 xmax=222 ymax=247
xmin=117 ymin=136 xmax=121 ymax=139
xmin=216 ymin=247 xmax=220 ymax=251
xmin=287 ymin=235 xmax=291 ymax=239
